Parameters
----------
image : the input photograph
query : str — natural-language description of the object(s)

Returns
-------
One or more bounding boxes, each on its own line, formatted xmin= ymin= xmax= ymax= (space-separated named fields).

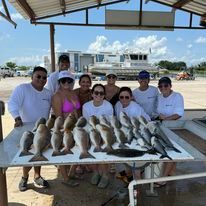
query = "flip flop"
xmin=90 ymin=173 xmax=101 ymax=185
xmin=154 ymin=182 xmax=167 ymax=188
xmin=62 ymin=179 xmax=79 ymax=187
xmin=97 ymin=175 xmax=109 ymax=189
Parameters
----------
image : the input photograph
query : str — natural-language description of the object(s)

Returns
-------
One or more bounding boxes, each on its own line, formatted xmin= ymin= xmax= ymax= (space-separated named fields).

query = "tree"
xmin=6 ymin=62 xmax=17 ymax=69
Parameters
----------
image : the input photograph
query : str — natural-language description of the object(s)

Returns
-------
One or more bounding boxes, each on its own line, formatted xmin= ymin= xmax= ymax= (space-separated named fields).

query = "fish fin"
xmin=160 ymin=155 xmax=172 ymax=160
xmin=119 ymin=143 xmax=129 ymax=149
xmin=93 ymin=146 xmax=103 ymax=153
xmin=19 ymin=151 xmax=33 ymax=157
xmin=62 ymin=149 xmax=73 ymax=155
xmin=173 ymin=147 xmax=181 ymax=153
xmin=52 ymin=151 xmax=65 ymax=156
xmin=79 ymin=152 xmax=95 ymax=159
xmin=29 ymin=155 xmax=48 ymax=162
xmin=102 ymin=145 xmax=113 ymax=153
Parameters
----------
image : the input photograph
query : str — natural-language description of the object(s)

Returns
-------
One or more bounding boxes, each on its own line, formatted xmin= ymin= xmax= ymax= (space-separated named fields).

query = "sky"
xmin=0 ymin=0 xmax=206 ymax=67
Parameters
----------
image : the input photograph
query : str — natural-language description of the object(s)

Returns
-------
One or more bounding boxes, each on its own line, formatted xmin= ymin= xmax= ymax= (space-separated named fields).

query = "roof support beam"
xmin=173 ymin=0 xmax=193 ymax=9
xmin=2 ymin=0 xmax=10 ymax=19
xmin=0 ymin=11 xmax=17 ymax=28
xmin=59 ymin=0 xmax=66 ymax=13
xmin=16 ymin=0 xmax=35 ymax=20
xmin=50 ymin=24 xmax=55 ymax=73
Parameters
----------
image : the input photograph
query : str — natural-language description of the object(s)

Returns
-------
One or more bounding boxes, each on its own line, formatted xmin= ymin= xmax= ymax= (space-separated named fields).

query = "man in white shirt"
xmin=46 ymin=54 xmax=71 ymax=95
xmin=132 ymin=70 xmax=159 ymax=119
xmin=8 ymin=66 xmax=52 ymax=192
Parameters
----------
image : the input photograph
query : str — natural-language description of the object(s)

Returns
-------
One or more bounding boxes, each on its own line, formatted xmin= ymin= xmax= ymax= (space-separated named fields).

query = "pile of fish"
xmin=19 ymin=112 xmax=181 ymax=162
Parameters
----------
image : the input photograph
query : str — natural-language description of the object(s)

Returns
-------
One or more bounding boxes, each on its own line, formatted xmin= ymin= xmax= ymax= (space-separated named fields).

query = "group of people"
xmin=7 ymin=54 xmax=184 ymax=192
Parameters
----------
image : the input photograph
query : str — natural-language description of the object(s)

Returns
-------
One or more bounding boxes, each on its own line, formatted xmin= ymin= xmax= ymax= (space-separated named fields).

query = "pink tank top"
xmin=62 ymin=98 xmax=81 ymax=113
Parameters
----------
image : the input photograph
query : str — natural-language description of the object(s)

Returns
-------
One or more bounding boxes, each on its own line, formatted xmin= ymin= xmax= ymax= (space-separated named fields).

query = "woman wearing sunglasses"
xmin=156 ymin=76 xmax=184 ymax=187
xmin=104 ymin=71 xmax=120 ymax=106
xmin=52 ymin=71 xmax=81 ymax=187
xmin=83 ymin=84 xmax=113 ymax=189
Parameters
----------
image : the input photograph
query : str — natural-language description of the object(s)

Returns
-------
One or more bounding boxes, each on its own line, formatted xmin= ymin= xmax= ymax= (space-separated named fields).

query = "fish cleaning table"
xmin=1 ymin=121 xmax=206 ymax=206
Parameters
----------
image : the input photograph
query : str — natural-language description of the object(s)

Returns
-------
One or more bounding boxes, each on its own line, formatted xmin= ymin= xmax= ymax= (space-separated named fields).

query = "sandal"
xmin=154 ymin=182 xmax=167 ymax=188
xmin=90 ymin=173 xmax=101 ymax=185
xmin=62 ymin=179 xmax=79 ymax=187
xmin=97 ymin=175 xmax=109 ymax=189
xmin=70 ymin=174 xmax=84 ymax=180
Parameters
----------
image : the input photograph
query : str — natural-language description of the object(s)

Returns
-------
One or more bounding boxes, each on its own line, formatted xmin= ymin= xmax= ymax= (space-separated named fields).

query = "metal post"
xmin=50 ymin=24 xmax=55 ymax=73
xmin=0 ymin=102 xmax=8 ymax=206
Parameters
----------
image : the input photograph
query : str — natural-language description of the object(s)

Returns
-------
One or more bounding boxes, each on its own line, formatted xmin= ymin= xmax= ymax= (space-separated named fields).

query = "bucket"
xmin=144 ymin=162 xmax=164 ymax=179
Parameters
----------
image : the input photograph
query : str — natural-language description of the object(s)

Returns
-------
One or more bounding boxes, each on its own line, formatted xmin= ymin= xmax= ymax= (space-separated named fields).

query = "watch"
xmin=15 ymin=116 xmax=22 ymax=122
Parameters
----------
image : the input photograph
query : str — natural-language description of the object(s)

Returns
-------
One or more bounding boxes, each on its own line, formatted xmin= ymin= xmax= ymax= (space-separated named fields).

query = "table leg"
xmin=0 ymin=168 xmax=8 ymax=206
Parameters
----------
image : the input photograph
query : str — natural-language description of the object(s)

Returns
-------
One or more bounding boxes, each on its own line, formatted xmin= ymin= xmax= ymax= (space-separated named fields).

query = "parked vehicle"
xmin=176 ymin=71 xmax=195 ymax=80
xmin=0 ymin=67 xmax=16 ymax=78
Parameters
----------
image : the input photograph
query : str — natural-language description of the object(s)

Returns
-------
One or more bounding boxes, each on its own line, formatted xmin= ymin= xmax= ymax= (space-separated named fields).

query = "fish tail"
xmin=102 ymin=145 xmax=113 ymax=153
xmin=29 ymin=154 xmax=48 ymax=162
xmin=160 ymin=155 xmax=172 ymax=160
xmin=93 ymin=146 xmax=103 ymax=153
xmin=119 ymin=143 xmax=128 ymax=149
xmin=52 ymin=151 xmax=65 ymax=156
xmin=19 ymin=151 xmax=33 ymax=157
xmin=173 ymin=147 xmax=181 ymax=153
xmin=62 ymin=148 xmax=73 ymax=155
xmin=79 ymin=152 xmax=95 ymax=159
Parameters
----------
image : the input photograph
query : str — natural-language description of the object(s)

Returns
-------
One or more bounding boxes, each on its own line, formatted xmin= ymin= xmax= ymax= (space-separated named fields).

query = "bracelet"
xmin=15 ymin=117 xmax=22 ymax=122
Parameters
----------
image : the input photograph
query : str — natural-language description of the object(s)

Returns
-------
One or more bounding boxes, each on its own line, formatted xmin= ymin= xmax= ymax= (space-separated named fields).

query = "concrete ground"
xmin=1 ymin=77 xmax=206 ymax=206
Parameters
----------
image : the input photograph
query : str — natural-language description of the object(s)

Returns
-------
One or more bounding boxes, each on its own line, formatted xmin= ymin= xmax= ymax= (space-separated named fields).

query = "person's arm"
xmin=8 ymin=86 xmax=24 ymax=127
xmin=159 ymin=113 xmax=181 ymax=120
xmin=51 ymin=94 xmax=63 ymax=117
xmin=82 ymin=103 xmax=90 ymax=120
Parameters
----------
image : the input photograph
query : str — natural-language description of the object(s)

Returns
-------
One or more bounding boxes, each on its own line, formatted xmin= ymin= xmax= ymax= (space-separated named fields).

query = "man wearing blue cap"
xmin=132 ymin=70 xmax=159 ymax=119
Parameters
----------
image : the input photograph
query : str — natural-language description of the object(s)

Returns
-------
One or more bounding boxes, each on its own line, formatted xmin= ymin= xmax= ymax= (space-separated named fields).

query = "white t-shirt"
xmin=132 ymin=85 xmax=159 ymax=117
xmin=8 ymin=83 xmax=52 ymax=123
xmin=114 ymin=101 xmax=150 ymax=121
xmin=157 ymin=91 xmax=184 ymax=117
xmin=82 ymin=100 xmax=113 ymax=120
xmin=45 ymin=71 xmax=59 ymax=95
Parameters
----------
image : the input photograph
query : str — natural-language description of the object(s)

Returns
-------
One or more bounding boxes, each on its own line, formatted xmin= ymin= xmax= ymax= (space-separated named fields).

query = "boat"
xmin=88 ymin=52 xmax=159 ymax=79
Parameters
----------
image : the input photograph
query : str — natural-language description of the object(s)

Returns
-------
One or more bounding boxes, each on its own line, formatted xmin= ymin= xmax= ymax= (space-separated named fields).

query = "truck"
xmin=0 ymin=67 xmax=16 ymax=78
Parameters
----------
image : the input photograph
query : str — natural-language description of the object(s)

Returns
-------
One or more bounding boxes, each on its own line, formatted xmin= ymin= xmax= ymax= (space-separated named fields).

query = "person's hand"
xmin=14 ymin=117 xmax=23 ymax=127
xmin=0 ymin=100 xmax=5 ymax=115
xmin=159 ymin=114 xmax=167 ymax=120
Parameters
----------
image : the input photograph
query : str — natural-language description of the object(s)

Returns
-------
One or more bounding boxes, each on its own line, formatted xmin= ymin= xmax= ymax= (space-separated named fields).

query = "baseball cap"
xmin=58 ymin=71 xmax=75 ymax=81
xmin=158 ymin=77 xmax=171 ymax=85
xmin=138 ymin=70 xmax=150 ymax=79
xmin=106 ymin=70 xmax=117 ymax=77
xmin=58 ymin=54 xmax=70 ymax=63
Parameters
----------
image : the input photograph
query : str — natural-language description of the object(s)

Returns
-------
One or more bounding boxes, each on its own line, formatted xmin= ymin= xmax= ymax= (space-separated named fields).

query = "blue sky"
xmin=0 ymin=0 xmax=206 ymax=67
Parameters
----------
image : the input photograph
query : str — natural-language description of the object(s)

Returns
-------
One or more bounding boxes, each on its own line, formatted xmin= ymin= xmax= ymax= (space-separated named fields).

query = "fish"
xmin=62 ymin=130 xmax=75 ymax=154
xmin=54 ymin=116 xmax=64 ymax=130
xmin=132 ymin=127 xmax=142 ymax=140
xmin=99 ymin=115 xmax=111 ymax=127
xmin=139 ymin=127 xmax=152 ymax=146
xmin=151 ymin=136 xmax=172 ymax=160
xmin=110 ymin=115 xmax=121 ymax=129
xmin=119 ymin=112 xmax=132 ymax=127
xmin=29 ymin=124 xmax=50 ymax=162
xmin=96 ymin=124 xmax=114 ymax=152
xmin=138 ymin=116 xmax=149 ymax=127
xmin=107 ymin=148 xmax=146 ymax=157
xmin=146 ymin=121 xmax=157 ymax=135
xmin=46 ymin=117 xmax=55 ymax=130
xmin=51 ymin=128 xmax=64 ymax=156
xmin=63 ymin=114 xmax=77 ymax=131
xmin=90 ymin=129 xmax=102 ymax=152
xmin=73 ymin=127 xmax=95 ymax=159
xmin=137 ymin=137 xmax=152 ymax=150
xmin=121 ymin=126 xmax=134 ymax=144
xmin=130 ymin=116 xmax=140 ymax=129
xmin=32 ymin=117 xmax=46 ymax=132
xmin=113 ymin=127 xmax=128 ymax=148
xmin=75 ymin=116 xmax=87 ymax=127
xmin=19 ymin=131 xmax=34 ymax=156
xmin=89 ymin=115 xmax=99 ymax=129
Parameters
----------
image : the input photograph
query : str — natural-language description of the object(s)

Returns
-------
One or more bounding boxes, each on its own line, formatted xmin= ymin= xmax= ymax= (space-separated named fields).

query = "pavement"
xmin=1 ymin=77 xmax=206 ymax=206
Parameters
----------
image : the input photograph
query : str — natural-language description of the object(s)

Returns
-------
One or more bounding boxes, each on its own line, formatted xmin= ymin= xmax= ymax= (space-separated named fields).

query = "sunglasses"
xmin=60 ymin=78 xmax=74 ymax=84
xmin=93 ymin=91 xmax=105 ymax=96
xmin=119 ymin=96 xmax=130 ymax=100
xmin=158 ymin=84 xmax=169 ymax=89
xmin=36 ymin=75 xmax=47 ymax=80
xmin=107 ymin=75 xmax=116 ymax=79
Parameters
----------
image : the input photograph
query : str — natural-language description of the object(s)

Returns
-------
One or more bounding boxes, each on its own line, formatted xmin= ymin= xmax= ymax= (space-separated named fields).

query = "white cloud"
xmin=187 ymin=44 xmax=192 ymax=49
xmin=0 ymin=33 xmax=10 ymax=41
xmin=195 ymin=36 xmax=206 ymax=43
xmin=176 ymin=37 xmax=183 ymax=42
xmin=8 ymin=55 xmax=43 ymax=66
xmin=11 ymin=13 xmax=24 ymax=20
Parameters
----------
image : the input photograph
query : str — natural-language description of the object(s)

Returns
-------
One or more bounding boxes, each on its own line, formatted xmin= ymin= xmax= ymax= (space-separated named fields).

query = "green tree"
xmin=6 ymin=62 xmax=17 ymax=69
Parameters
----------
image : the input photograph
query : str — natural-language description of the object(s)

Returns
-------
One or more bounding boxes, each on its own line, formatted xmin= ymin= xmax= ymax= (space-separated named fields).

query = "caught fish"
xmin=121 ymin=126 xmax=134 ymax=144
xmin=89 ymin=115 xmax=99 ymax=129
xmin=113 ymin=127 xmax=128 ymax=148
xmin=99 ymin=115 xmax=111 ymax=127
xmin=151 ymin=136 xmax=172 ymax=160
xmin=51 ymin=128 xmax=64 ymax=156
xmin=107 ymin=148 xmax=145 ymax=157
xmin=73 ymin=127 xmax=95 ymax=159
xmin=130 ymin=116 xmax=140 ymax=129
xmin=119 ymin=112 xmax=132 ymax=127
xmin=96 ymin=124 xmax=114 ymax=152
xmin=90 ymin=129 xmax=102 ymax=152
xmin=46 ymin=117 xmax=55 ymax=130
xmin=62 ymin=130 xmax=75 ymax=154
xmin=29 ymin=124 xmax=50 ymax=162
xmin=137 ymin=137 xmax=152 ymax=150
xmin=132 ymin=127 xmax=142 ymax=140
xmin=138 ymin=116 xmax=149 ymax=127
xmin=19 ymin=131 xmax=34 ymax=157
xmin=110 ymin=115 xmax=121 ymax=129
xmin=139 ymin=127 xmax=152 ymax=146
xmin=75 ymin=116 xmax=87 ymax=127
xmin=32 ymin=117 xmax=46 ymax=132
xmin=54 ymin=116 xmax=64 ymax=130
xmin=146 ymin=121 xmax=157 ymax=135
xmin=63 ymin=114 xmax=76 ymax=131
